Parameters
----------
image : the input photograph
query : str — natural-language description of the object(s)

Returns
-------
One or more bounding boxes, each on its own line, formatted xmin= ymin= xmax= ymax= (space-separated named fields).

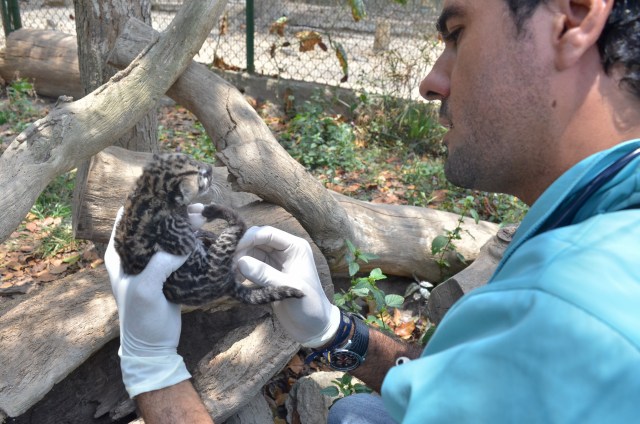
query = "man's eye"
xmin=443 ymin=28 xmax=462 ymax=46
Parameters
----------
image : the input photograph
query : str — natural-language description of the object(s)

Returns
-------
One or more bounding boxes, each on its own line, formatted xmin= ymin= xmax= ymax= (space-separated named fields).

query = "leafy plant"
xmin=0 ymin=78 xmax=39 ymax=133
xmin=334 ymin=240 xmax=404 ymax=331
xmin=430 ymin=195 xmax=479 ymax=278
xmin=352 ymin=92 xmax=446 ymax=155
xmin=320 ymin=373 xmax=373 ymax=406
xmin=279 ymin=93 xmax=362 ymax=172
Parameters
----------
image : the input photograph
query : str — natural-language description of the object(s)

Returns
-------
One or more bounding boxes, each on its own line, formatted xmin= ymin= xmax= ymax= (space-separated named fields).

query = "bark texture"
xmin=72 ymin=0 xmax=159 ymax=240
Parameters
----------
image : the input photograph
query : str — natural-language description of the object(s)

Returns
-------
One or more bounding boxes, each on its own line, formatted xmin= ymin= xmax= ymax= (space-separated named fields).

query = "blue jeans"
xmin=327 ymin=393 xmax=396 ymax=424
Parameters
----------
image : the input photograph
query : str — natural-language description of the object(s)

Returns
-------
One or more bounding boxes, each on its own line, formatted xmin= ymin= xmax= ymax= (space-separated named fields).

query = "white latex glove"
xmin=187 ymin=203 xmax=207 ymax=230
xmin=235 ymin=226 xmax=341 ymax=348
xmin=104 ymin=207 xmax=192 ymax=398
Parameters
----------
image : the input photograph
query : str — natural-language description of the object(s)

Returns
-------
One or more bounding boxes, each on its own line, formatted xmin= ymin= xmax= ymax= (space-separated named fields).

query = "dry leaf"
xmin=35 ymin=271 xmax=57 ymax=282
xmin=219 ymin=13 xmax=228 ymax=36
xmin=325 ymin=183 xmax=343 ymax=193
xmin=90 ymin=259 xmax=104 ymax=268
xmin=295 ymin=31 xmax=325 ymax=52
xmin=345 ymin=184 xmax=361 ymax=193
xmin=269 ymin=16 xmax=288 ymax=37
xmin=394 ymin=321 xmax=416 ymax=339
xmin=30 ymin=261 xmax=48 ymax=274
xmin=49 ymin=264 xmax=68 ymax=275
xmin=275 ymin=392 xmax=288 ymax=407
xmin=6 ymin=261 xmax=23 ymax=271
xmin=25 ymin=222 xmax=38 ymax=232
xmin=287 ymin=354 xmax=304 ymax=374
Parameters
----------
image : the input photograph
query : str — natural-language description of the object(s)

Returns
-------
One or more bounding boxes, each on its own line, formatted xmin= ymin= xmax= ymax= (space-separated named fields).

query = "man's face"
xmin=421 ymin=0 xmax=556 ymax=204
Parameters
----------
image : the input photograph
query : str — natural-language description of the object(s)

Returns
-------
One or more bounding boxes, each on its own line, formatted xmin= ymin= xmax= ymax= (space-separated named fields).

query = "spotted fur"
xmin=114 ymin=153 xmax=304 ymax=306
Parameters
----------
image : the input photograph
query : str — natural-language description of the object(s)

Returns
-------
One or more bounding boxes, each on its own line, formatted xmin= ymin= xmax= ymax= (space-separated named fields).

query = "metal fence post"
xmin=1 ymin=0 xmax=22 ymax=37
xmin=246 ymin=0 xmax=254 ymax=74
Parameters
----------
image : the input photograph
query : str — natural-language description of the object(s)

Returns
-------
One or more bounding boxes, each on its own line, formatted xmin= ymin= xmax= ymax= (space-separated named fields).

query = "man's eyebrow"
xmin=436 ymin=5 xmax=465 ymax=36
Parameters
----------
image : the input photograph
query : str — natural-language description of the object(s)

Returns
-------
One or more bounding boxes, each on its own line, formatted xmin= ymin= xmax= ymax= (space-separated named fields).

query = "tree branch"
xmin=0 ymin=0 xmax=228 ymax=242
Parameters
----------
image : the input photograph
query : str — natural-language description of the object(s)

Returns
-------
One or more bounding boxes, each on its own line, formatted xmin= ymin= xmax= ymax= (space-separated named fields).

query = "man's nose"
xmin=419 ymin=54 xmax=451 ymax=101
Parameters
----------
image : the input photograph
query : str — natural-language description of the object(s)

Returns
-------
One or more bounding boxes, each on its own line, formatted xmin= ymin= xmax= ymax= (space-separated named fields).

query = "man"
xmin=105 ymin=0 xmax=640 ymax=422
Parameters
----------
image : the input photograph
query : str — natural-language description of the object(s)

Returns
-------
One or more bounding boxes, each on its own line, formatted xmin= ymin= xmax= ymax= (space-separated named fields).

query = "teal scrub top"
xmin=382 ymin=139 xmax=640 ymax=423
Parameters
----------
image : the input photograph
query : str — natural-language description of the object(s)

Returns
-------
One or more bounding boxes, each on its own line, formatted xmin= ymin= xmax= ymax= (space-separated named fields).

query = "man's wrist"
xmin=305 ymin=311 xmax=370 ymax=371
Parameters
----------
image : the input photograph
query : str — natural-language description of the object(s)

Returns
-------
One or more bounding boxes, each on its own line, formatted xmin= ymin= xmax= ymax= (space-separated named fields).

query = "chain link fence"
xmin=3 ymin=0 xmax=442 ymax=100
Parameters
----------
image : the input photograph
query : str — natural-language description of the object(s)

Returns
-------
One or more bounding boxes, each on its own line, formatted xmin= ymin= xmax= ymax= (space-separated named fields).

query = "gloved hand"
xmin=235 ymin=226 xmax=341 ymax=348
xmin=104 ymin=207 xmax=192 ymax=398
xmin=187 ymin=203 xmax=207 ymax=230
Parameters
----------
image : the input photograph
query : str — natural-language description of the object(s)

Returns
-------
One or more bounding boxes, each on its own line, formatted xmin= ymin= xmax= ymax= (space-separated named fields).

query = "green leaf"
xmin=62 ymin=254 xmax=81 ymax=264
xmin=371 ymin=288 xmax=386 ymax=310
xmin=348 ymin=0 xmax=367 ymax=22
xmin=470 ymin=208 xmax=480 ymax=224
xmin=320 ymin=386 xmax=340 ymax=397
xmin=421 ymin=325 xmax=437 ymax=345
xmin=353 ymin=384 xmax=373 ymax=394
xmin=339 ymin=373 xmax=353 ymax=385
xmin=352 ymin=287 xmax=370 ymax=297
xmin=431 ymin=235 xmax=449 ymax=254
xmin=368 ymin=268 xmax=386 ymax=281
xmin=348 ymin=261 xmax=360 ymax=277
xmin=385 ymin=294 xmax=405 ymax=308
xmin=345 ymin=239 xmax=356 ymax=255
xmin=333 ymin=41 xmax=349 ymax=82
xmin=359 ymin=252 xmax=379 ymax=263
xmin=354 ymin=278 xmax=371 ymax=289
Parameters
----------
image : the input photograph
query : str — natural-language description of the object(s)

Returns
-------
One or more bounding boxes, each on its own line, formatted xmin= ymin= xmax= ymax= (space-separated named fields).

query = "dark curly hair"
xmin=505 ymin=0 xmax=640 ymax=99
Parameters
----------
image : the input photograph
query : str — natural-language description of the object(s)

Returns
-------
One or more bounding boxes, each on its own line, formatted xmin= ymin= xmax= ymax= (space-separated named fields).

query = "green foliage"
xmin=320 ymin=373 xmax=373 ymax=406
xmin=353 ymin=92 xmax=446 ymax=156
xmin=36 ymin=221 xmax=75 ymax=258
xmin=27 ymin=172 xmax=76 ymax=258
xmin=30 ymin=171 xmax=75 ymax=221
xmin=279 ymin=93 xmax=362 ymax=172
xmin=334 ymin=240 xmax=403 ymax=331
xmin=401 ymin=159 xmax=528 ymax=224
xmin=0 ymin=78 xmax=39 ymax=133
xmin=158 ymin=121 xmax=217 ymax=164
xmin=430 ymin=195 xmax=479 ymax=278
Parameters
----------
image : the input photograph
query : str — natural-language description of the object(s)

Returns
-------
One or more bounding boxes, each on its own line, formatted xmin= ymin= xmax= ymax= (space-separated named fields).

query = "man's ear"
xmin=552 ymin=0 xmax=614 ymax=70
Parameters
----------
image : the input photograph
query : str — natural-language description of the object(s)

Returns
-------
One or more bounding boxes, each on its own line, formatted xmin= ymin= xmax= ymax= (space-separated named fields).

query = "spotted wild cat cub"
xmin=114 ymin=153 xmax=304 ymax=306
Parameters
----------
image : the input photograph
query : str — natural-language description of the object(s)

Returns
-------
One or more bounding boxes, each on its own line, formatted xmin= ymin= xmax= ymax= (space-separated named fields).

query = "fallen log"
xmin=0 ymin=29 xmax=83 ymax=99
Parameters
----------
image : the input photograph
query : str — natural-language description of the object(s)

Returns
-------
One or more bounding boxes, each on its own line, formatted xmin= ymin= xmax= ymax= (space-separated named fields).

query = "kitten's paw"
xmin=202 ymin=204 xmax=239 ymax=223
